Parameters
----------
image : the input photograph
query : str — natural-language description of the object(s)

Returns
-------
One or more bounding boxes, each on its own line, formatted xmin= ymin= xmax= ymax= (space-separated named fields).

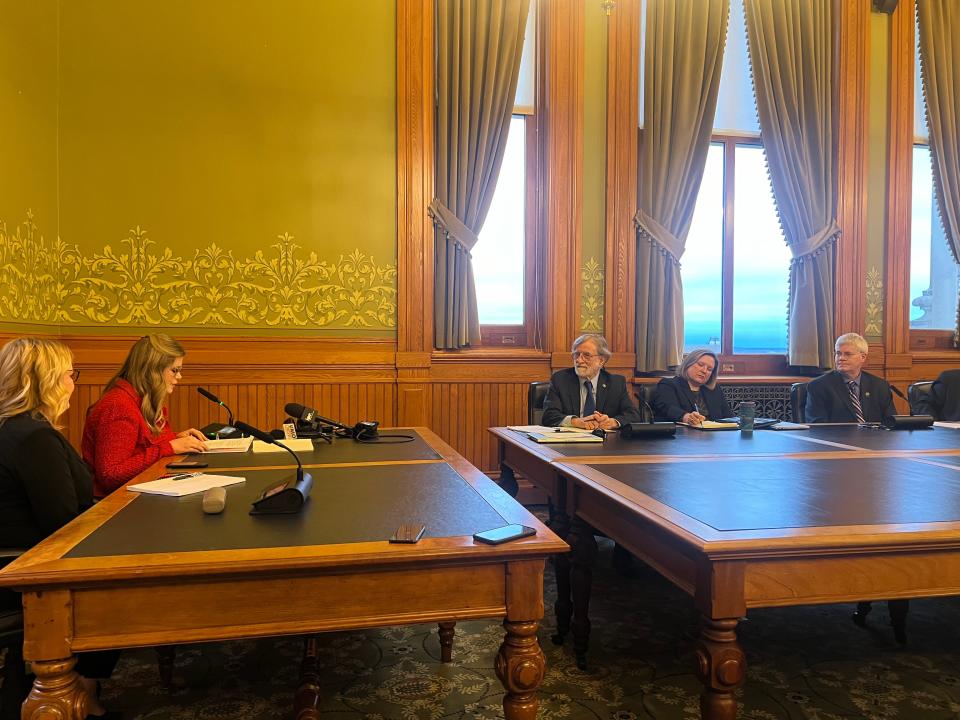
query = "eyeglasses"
xmin=572 ymin=351 xmax=599 ymax=361
xmin=167 ymin=366 xmax=183 ymax=377
xmin=68 ymin=369 xmax=80 ymax=382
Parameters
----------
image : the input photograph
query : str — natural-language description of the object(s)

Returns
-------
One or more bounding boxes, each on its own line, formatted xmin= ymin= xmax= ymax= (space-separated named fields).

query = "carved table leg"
xmin=569 ymin=516 xmax=598 ymax=669
xmin=21 ymin=657 xmax=86 ymax=720
xmin=550 ymin=504 xmax=572 ymax=647
xmin=695 ymin=616 xmax=746 ymax=720
xmin=495 ymin=620 xmax=545 ymax=720
xmin=438 ymin=621 xmax=456 ymax=662
xmin=294 ymin=635 xmax=321 ymax=720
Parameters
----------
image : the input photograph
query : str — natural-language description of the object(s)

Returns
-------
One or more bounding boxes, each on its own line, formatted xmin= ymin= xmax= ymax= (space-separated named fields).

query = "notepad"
xmin=679 ymin=420 xmax=740 ymax=430
xmin=127 ymin=474 xmax=245 ymax=497
xmin=201 ymin=437 xmax=253 ymax=453
xmin=524 ymin=431 xmax=603 ymax=444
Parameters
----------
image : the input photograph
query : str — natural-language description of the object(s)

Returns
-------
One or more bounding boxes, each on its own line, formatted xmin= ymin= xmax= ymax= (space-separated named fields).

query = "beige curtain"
xmin=744 ymin=0 xmax=837 ymax=368
xmin=433 ymin=0 xmax=530 ymax=349
xmin=917 ymin=0 xmax=960 ymax=340
xmin=635 ymin=0 xmax=729 ymax=372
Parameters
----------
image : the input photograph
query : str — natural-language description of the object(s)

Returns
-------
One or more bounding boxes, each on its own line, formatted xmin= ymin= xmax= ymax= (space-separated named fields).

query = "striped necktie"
xmin=847 ymin=381 xmax=866 ymax=423
xmin=583 ymin=380 xmax=596 ymax=417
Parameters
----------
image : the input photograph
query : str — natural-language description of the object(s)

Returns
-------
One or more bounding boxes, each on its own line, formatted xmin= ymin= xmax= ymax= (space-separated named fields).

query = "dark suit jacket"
xmin=541 ymin=368 xmax=642 ymax=428
xmin=0 ymin=413 xmax=94 ymax=548
xmin=651 ymin=375 xmax=732 ymax=423
xmin=914 ymin=369 xmax=960 ymax=421
xmin=805 ymin=370 xmax=895 ymax=424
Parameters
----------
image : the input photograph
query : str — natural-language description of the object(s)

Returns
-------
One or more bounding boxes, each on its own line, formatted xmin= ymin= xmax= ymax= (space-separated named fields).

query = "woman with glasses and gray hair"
xmin=82 ymin=334 xmax=206 ymax=497
xmin=652 ymin=349 xmax=731 ymax=426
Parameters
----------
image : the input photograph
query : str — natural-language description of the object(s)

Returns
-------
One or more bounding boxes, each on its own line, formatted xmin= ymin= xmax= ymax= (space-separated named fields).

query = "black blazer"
xmin=0 ymin=413 xmax=94 ymax=548
xmin=914 ymin=369 xmax=960 ymax=421
xmin=804 ymin=370 xmax=895 ymax=424
xmin=541 ymin=368 xmax=642 ymax=427
xmin=652 ymin=375 xmax=732 ymax=423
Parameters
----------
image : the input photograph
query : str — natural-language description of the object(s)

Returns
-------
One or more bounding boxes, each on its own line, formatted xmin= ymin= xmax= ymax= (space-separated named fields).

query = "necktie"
xmin=583 ymin=380 xmax=596 ymax=417
xmin=847 ymin=381 xmax=866 ymax=423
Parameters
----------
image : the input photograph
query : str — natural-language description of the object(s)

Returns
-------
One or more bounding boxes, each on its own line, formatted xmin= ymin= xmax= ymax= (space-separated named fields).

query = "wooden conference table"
xmin=0 ymin=428 xmax=566 ymax=720
xmin=492 ymin=423 xmax=960 ymax=720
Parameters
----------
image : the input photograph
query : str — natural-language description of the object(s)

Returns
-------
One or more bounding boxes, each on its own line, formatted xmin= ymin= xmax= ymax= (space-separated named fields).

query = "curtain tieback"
xmin=789 ymin=219 xmax=841 ymax=260
xmin=633 ymin=210 xmax=684 ymax=262
xmin=428 ymin=199 xmax=478 ymax=254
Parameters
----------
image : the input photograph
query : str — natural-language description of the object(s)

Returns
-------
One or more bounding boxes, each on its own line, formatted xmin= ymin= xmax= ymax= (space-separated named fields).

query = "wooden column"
xmin=835 ymin=0 xmax=871 ymax=335
xmin=396 ymin=0 xmax=434 ymax=425
xmin=543 ymin=0 xmax=585 ymax=370
xmin=603 ymin=0 xmax=640 ymax=361
xmin=883 ymin=0 xmax=916 ymax=404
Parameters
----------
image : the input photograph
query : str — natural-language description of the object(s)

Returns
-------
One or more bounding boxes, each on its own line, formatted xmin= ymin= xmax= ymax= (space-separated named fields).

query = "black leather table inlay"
xmin=802 ymin=425 xmax=960 ymax=451
xmin=538 ymin=427 xmax=847 ymax=457
xmin=183 ymin=431 xmax=440 ymax=469
xmin=585 ymin=457 xmax=960 ymax=531
xmin=67 ymin=464 xmax=506 ymax=557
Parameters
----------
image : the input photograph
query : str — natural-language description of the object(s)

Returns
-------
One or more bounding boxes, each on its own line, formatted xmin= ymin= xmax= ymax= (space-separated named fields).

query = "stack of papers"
xmin=201 ymin=437 xmax=253 ymax=453
xmin=680 ymin=420 xmax=739 ymax=430
xmin=934 ymin=421 xmax=960 ymax=430
xmin=507 ymin=425 xmax=604 ymax=443
xmin=128 ymin=474 xmax=245 ymax=497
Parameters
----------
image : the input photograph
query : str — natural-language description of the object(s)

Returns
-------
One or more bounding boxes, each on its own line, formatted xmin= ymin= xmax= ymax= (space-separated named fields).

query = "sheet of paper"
xmin=201 ymin=437 xmax=253 ymax=453
xmin=679 ymin=421 xmax=739 ymax=430
xmin=507 ymin=425 xmax=594 ymax=434
xmin=127 ymin=474 xmax=245 ymax=497
xmin=251 ymin=438 xmax=314 ymax=453
xmin=934 ymin=421 xmax=960 ymax=430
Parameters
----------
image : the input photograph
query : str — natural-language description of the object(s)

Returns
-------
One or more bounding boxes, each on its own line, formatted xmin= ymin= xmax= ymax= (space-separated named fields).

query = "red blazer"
xmin=82 ymin=379 xmax=177 ymax=497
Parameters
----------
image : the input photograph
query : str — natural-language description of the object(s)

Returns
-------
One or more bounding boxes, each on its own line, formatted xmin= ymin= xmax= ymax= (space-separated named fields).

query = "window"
xmin=910 ymin=22 xmax=959 ymax=335
xmin=472 ymin=1 xmax=538 ymax=347
xmin=678 ymin=0 xmax=791 ymax=367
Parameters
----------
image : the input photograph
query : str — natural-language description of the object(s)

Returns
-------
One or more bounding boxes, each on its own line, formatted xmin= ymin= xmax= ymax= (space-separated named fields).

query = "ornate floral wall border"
xmin=0 ymin=212 xmax=397 ymax=329
xmin=580 ymin=256 xmax=604 ymax=332
xmin=865 ymin=265 xmax=883 ymax=338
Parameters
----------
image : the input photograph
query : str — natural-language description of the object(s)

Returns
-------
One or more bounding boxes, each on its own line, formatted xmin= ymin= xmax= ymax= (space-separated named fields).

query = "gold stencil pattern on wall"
xmin=865 ymin=266 xmax=883 ymax=337
xmin=0 ymin=214 xmax=396 ymax=328
xmin=580 ymin=256 xmax=604 ymax=332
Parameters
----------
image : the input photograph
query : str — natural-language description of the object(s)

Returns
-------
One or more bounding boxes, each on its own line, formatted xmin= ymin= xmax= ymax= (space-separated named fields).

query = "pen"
xmin=162 ymin=471 xmax=202 ymax=481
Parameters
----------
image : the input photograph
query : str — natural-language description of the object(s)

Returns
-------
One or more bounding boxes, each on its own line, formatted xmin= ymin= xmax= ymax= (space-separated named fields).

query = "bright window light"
xmin=474 ymin=116 xmax=526 ymax=325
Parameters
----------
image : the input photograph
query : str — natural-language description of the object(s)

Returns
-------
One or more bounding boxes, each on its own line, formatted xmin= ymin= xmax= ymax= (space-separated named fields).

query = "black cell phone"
xmin=165 ymin=461 xmax=208 ymax=469
xmin=473 ymin=524 xmax=537 ymax=545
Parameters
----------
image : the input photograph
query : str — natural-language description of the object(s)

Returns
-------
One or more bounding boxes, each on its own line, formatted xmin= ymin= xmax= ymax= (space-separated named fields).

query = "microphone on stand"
xmin=284 ymin=402 xmax=350 ymax=431
xmin=197 ymin=387 xmax=237 ymax=438
xmin=234 ymin=421 xmax=313 ymax=514
xmin=889 ymin=384 xmax=910 ymax=414
xmin=884 ymin=385 xmax=934 ymax=430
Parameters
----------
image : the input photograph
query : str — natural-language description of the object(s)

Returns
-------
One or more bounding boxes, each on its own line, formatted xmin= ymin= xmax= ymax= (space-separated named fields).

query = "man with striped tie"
xmin=541 ymin=334 xmax=642 ymax=431
xmin=805 ymin=332 xmax=896 ymax=425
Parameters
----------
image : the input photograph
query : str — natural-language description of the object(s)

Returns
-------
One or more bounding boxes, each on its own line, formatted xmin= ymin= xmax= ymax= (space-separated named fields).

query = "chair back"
xmin=908 ymin=381 xmax=935 ymax=417
xmin=636 ymin=383 xmax=657 ymax=422
xmin=528 ymin=381 xmax=551 ymax=425
xmin=790 ymin=382 xmax=808 ymax=423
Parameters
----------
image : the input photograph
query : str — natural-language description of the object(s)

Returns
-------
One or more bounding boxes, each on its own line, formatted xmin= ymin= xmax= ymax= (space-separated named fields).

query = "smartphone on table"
xmin=165 ymin=461 xmax=208 ymax=470
xmin=473 ymin=524 xmax=537 ymax=545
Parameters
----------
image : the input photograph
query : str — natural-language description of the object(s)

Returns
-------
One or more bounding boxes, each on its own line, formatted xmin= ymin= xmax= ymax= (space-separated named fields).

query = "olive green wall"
xmin=0 ymin=0 xmax=60 ymax=333
xmin=580 ymin=1 xmax=608 ymax=334
xmin=865 ymin=12 xmax=890 ymax=340
xmin=0 ymin=0 xmax=396 ymax=337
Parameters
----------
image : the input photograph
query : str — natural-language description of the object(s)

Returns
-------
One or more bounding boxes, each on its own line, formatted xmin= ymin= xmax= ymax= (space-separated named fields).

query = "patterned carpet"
xmin=7 ymin=535 xmax=960 ymax=719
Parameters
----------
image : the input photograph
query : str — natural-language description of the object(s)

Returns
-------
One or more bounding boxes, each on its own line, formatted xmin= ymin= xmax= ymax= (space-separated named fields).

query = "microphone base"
xmin=250 ymin=472 xmax=313 ymax=515
xmin=620 ymin=422 xmax=676 ymax=439
xmin=882 ymin=415 xmax=934 ymax=430
xmin=201 ymin=422 xmax=241 ymax=440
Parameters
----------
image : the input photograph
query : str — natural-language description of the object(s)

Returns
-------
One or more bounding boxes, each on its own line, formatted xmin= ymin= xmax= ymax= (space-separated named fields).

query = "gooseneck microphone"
xmin=197 ymin=387 xmax=235 ymax=426
xmin=889 ymin=384 xmax=909 ymax=414
xmin=234 ymin=420 xmax=306 ymax=484
xmin=284 ymin=402 xmax=350 ymax=431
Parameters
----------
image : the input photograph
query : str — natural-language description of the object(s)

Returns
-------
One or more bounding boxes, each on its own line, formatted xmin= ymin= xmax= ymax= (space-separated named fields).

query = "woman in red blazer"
xmin=82 ymin=335 xmax=206 ymax=497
